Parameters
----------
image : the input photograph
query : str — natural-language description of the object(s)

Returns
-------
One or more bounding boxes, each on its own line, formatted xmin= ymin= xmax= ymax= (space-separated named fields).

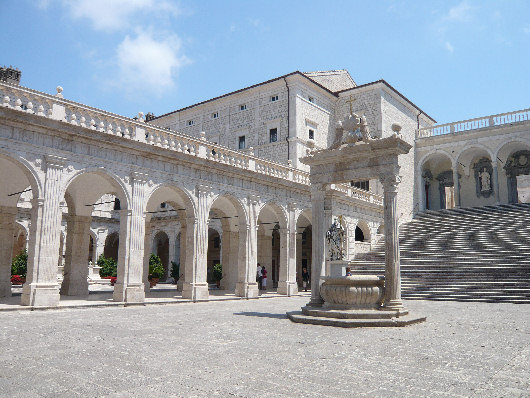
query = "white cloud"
xmin=113 ymin=30 xmax=188 ymax=95
xmin=445 ymin=1 xmax=472 ymax=22
xmin=62 ymin=0 xmax=179 ymax=31
xmin=445 ymin=41 xmax=454 ymax=53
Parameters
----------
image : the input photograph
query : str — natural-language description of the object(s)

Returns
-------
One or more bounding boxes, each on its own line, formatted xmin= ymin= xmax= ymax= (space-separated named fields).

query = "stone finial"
xmin=200 ymin=131 xmax=206 ymax=141
xmin=56 ymin=86 xmax=63 ymax=98
xmin=391 ymin=123 xmax=402 ymax=135
xmin=307 ymin=139 xmax=316 ymax=148
xmin=287 ymin=159 xmax=293 ymax=167
xmin=137 ymin=112 xmax=145 ymax=122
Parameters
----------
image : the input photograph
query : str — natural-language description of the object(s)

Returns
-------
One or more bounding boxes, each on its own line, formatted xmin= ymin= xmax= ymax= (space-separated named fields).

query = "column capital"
xmin=45 ymin=154 xmax=67 ymax=169
xmin=379 ymin=174 xmax=401 ymax=192
xmin=196 ymin=184 xmax=211 ymax=196
xmin=248 ymin=194 xmax=259 ymax=205
xmin=131 ymin=171 xmax=149 ymax=183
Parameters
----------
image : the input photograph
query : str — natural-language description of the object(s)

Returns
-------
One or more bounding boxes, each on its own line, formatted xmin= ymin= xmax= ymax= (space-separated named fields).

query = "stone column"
xmin=278 ymin=204 xmax=297 ymax=295
xmin=235 ymin=195 xmax=259 ymax=298
xmin=143 ymin=221 xmax=152 ymax=293
xmin=452 ymin=163 xmax=460 ymax=208
xmin=95 ymin=229 xmax=106 ymax=261
xmin=177 ymin=220 xmax=186 ymax=292
xmin=182 ymin=185 xmax=209 ymax=301
xmin=380 ymin=174 xmax=404 ymax=311
xmin=60 ymin=215 xmax=92 ymax=296
xmin=308 ymin=185 xmax=326 ymax=307
xmin=418 ymin=172 xmax=425 ymax=212
xmin=22 ymin=155 xmax=66 ymax=307
xmin=220 ymin=229 xmax=238 ymax=291
xmin=168 ymin=232 xmax=177 ymax=279
xmin=0 ymin=206 xmax=17 ymax=297
xmin=492 ymin=161 xmax=500 ymax=204
xmin=113 ymin=171 xmax=147 ymax=303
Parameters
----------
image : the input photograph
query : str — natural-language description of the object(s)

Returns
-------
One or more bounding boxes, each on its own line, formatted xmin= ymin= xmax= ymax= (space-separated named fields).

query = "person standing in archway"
xmin=261 ymin=266 xmax=267 ymax=290
xmin=256 ymin=263 xmax=263 ymax=290
xmin=302 ymin=267 xmax=310 ymax=292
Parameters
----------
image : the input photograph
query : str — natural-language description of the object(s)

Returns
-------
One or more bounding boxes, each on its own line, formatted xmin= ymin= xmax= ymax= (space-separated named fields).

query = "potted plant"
xmin=97 ymin=254 xmax=117 ymax=285
xmin=11 ymin=249 xmax=27 ymax=285
xmin=213 ymin=263 xmax=223 ymax=288
xmin=149 ymin=254 xmax=164 ymax=287
xmin=170 ymin=261 xmax=180 ymax=284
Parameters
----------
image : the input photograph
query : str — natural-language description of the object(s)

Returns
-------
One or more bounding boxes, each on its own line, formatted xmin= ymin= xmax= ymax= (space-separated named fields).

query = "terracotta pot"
xmin=150 ymin=277 xmax=160 ymax=288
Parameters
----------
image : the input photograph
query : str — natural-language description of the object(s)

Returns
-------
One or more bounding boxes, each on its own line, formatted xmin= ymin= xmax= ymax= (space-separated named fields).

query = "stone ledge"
xmin=287 ymin=310 xmax=426 ymax=328
xmin=301 ymin=306 xmax=409 ymax=319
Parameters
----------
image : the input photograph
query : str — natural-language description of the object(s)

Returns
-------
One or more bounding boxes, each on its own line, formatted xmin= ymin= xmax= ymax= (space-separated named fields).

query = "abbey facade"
xmin=1 ymin=69 xmax=528 ymax=307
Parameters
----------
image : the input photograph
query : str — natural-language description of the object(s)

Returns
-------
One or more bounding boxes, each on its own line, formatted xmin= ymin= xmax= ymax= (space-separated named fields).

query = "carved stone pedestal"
xmin=288 ymin=275 xmax=426 ymax=327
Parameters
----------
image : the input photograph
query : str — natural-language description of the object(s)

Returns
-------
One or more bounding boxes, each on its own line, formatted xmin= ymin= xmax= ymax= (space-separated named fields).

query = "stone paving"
xmin=0 ymin=296 xmax=529 ymax=398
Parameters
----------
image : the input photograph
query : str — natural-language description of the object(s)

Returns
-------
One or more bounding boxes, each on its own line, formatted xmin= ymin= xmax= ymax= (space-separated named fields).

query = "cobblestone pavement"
xmin=0 ymin=297 xmax=528 ymax=398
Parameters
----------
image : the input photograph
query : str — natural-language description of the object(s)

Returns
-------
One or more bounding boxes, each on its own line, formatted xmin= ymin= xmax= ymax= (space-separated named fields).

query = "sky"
xmin=1 ymin=0 xmax=529 ymax=124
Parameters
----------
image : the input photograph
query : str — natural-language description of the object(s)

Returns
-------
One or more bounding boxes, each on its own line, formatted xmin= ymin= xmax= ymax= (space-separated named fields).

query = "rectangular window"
xmin=351 ymin=180 xmax=370 ymax=191
xmin=212 ymin=112 xmax=219 ymax=119
xmin=269 ymin=128 xmax=278 ymax=143
xmin=271 ymin=95 xmax=279 ymax=102
xmin=239 ymin=104 xmax=247 ymax=111
xmin=187 ymin=120 xmax=194 ymax=126
xmin=308 ymin=96 xmax=314 ymax=103
xmin=308 ymin=129 xmax=314 ymax=140
xmin=160 ymin=202 xmax=166 ymax=209
xmin=238 ymin=135 xmax=246 ymax=149
xmin=113 ymin=198 xmax=121 ymax=210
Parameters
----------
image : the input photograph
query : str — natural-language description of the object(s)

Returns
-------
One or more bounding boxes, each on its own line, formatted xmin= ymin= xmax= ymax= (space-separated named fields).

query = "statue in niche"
xmin=479 ymin=168 xmax=491 ymax=192
xmin=326 ymin=217 xmax=345 ymax=261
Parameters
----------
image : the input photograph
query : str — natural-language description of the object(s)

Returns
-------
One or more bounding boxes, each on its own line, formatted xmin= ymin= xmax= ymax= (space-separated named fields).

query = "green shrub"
xmin=213 ymin=263 xmax=223 ymax=281
xmin=11 ymin=249 xmax=28 ymax=277
xmin=149 ymin=254 xmax=165 ymax=279
xmin=170 ymin=261 xmax=180 ymax=282
xmin=98 ymin=255 xmax=117 ymax=277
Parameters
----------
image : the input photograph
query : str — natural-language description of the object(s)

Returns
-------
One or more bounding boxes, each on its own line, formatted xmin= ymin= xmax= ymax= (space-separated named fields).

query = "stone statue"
xmin=326 ymin=217 xmax=345 ymax=261
xmin=479 ymin=168 xmax=491 ymax=191
xmin=330 ymin=113 xmax=373 ymax=149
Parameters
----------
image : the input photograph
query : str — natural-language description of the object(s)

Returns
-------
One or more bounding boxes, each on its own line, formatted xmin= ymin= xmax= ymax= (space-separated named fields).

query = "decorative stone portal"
xmin=288 ymin=114 xmax=426 ymax=327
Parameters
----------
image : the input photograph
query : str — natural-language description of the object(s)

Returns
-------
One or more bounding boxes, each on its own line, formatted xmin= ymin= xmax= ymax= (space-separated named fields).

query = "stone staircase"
xmin=350 ymin=203 xmax=530 ymax=303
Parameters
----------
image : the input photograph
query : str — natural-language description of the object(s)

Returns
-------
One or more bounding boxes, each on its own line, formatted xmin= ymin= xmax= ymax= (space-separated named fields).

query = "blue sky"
xmin=1 ymin=0 xmax=529 ymax=124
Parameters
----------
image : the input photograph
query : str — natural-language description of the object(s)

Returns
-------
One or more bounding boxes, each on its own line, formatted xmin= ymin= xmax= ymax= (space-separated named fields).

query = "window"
xmin=269 ymin=128 xmax=277 ymax=143
xmin=308 ymin=96 xmax=314 ymax=103
xmin=308 ymin=129 xmax=314 ymax=140
xmin=212 ymin=112 xmax=219 ymax=119
xmin=238 ymin=135 xmax=246 ymax=149
xmin=239 ymin=104 xmax=247 ymax=111
xmin=213 ymin=236 xmax=220 ymax=248
xmin=271 ymin=95 xmax=279 ymax=102
xmin=351 ymin=180 xmax=370 ymax=191
xmin=113 ymin=198 xmax=121 ymax=210
xmin=187 ymin=120 xmax=194 ymax=126
xmin=160 ymin=202 xmax=166 ymax=209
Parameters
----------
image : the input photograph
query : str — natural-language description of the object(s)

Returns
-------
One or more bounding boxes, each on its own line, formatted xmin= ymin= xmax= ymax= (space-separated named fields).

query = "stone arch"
xmin=152 ymin=230 xmax=170 ymax=281
xmin=88 ymin=229 xmax=97 ymax=263
xmin=257 ymin=201 xmax=288 ymax=230
xmin=418 ymin=150 xmax=455 ymax=210
xmin=12 ymin=222 xmax=28 ymax=258
xmin=104 ymin=232 xmax=120 ymax=262
xmin=295 ymin=209 xmax=312 ymax=288
xmin=455 ymin=146 xmax=495 ymax=207
xmin=495 ymin=140 xmax=530 ymax=203
xmin=208 ymin=192 xmax=248 ymax=227
xmin=355 ymin=220 xmax=371 ymax=242
xmin=144 ymin=183 xmax=196 ymax=218
xmin=0 ymin=151 xmax=42 ymax=207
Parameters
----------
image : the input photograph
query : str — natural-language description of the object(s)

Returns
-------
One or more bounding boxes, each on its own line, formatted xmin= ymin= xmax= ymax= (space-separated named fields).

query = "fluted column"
xmin=278 ymin=204 xmax=298 ymax=295
xmin=380 ymin=174 xmax=404 ymax=310
xmin=308 ymin=185 xmax=326 ymax=307
xmin=492 ymin=161 xmax=500 ymax=204
xmin=182 ymin=185 xmax=209 ymax=301
xmin=235 ymin=194 xmax=259 ymax=298
xmin=418 ymin=172 xmax=425 ymax=212
xmin=60 ymin=215 xmax=92 ymax=296
xmin=142 ymin=221 xmax=152 ymax=293
xmin=22 ymin=155 xmax=66 ymax=307
xmin=168 ymin=232 xmax=177 ymax=279
xmin=452 ymin=162 xmax=460 ymax=208
xmin=113 ymin=171 xmax=147 ymax=303
xmin=0 ymin=206 xmax=17 ymax=297
xmin=177 ymin=221 xmax=186 ymax=292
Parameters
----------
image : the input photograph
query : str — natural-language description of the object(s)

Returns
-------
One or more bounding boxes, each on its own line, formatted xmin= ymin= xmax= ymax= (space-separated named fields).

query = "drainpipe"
xmin=417 ymin=110 xmax=423 ymax=130
xmin=283 ymin=77 xmax=290 ymax=162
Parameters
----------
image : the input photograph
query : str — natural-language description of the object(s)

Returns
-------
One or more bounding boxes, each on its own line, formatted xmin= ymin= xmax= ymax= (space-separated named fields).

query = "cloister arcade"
xmin=417 ymin=138 xmax=530 ymax=211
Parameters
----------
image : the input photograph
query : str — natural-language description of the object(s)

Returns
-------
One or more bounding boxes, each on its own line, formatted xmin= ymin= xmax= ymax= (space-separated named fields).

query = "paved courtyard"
xmin=0 ymin=296 xmax=529 ymax=398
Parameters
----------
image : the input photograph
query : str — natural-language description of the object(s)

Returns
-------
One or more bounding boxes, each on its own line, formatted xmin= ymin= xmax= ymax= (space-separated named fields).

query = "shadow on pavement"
xmin=233 ymin=311 xmax=288 ymax=319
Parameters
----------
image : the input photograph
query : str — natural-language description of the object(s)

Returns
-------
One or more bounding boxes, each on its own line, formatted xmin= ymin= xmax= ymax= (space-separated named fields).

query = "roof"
xmin=303 ymin=70 xmax=356 ymax=92
xmin=151 ymin=70 xmax=435 ymax=124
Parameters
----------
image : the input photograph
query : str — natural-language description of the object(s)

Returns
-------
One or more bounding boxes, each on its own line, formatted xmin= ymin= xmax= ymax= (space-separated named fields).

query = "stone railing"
xmin=0 ymin=81 xmax=382 ymax=208
xmin=417 ymin=108 xmax=530 ymax=138
xmin=330 ymin=184 xmax=383 ymax=206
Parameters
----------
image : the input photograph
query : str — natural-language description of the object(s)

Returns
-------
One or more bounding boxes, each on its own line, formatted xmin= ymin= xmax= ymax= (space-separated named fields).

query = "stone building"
xmin=0 ymin=68 xmax=528 ymax=307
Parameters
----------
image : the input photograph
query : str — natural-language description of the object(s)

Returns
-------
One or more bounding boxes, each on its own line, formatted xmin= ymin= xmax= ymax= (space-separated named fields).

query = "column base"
xmin=113 ymin=283 xmax=145 ymax=303
xmin=21 ymin=283 xmax=60 ymax=307
xmin=384 ymin=299 xmax=405 ymax=311
xmin=144 ymin=282 xmax=150 ymax=294
xmin=182 ymin=282 xmax=209 ymax=301
xmin=0 ymin=281 xmax=12 ymax=297
xmin=176 ymin=279 xmax=184 ymax=292
xmin=307 ymin=296 xmax=325 ymax=307
xmin=235 ymin=282 xmax=259 ymax=298
xmin=277 ymin=281 xmax=298 ymax=296
xmin=60 ymin=278 xmax=89 ymax=297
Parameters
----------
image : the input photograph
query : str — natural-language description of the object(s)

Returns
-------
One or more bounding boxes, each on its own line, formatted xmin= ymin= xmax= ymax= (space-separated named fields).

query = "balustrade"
xmin=417 ymin=108 xmax=530 ymax=138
